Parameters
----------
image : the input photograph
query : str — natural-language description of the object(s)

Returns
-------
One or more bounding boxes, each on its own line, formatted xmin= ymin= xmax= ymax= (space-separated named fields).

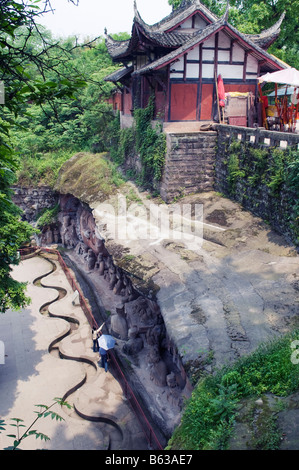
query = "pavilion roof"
xmin=105 ymin=0 xmax=220 ymax=60
xmin=132 ymin=7 xmax=287 ymax=76
xmin=105 ymin=0 xmax=287 ymax=79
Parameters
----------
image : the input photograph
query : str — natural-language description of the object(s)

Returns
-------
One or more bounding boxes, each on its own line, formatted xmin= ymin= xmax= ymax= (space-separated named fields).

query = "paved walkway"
xmin=0 ymin=254 xmax=149 ymax=450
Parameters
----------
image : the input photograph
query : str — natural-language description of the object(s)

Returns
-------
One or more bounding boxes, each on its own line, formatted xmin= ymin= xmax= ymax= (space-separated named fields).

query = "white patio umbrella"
xmin=98 ymin=334 xmax=115 ymax=351
xmin=258 ymin=68 xmax=299 ymax=87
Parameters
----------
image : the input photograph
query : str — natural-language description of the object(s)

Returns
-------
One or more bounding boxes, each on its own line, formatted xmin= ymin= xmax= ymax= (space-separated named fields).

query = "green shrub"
xmin=16 ymin=150 xmax=73 ymax=187
xmin=168 ymin=329 xmax=299 ymax=450
xmin=36 ymin=204 xmax=59 ymax=228
xmin=108 ymin=97 xmax=166 ymax=188
xmin=224 ymin=139 xmax=299 ymax=245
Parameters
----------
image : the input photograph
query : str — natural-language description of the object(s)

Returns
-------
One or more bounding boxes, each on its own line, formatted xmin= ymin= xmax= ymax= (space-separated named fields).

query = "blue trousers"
xmin=100 ymin=352 xmax=108 ymax=372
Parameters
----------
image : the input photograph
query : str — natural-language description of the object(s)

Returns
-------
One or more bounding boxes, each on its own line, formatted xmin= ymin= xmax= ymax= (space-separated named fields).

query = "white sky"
xmin=38 ymin=0 xmax=172 ymax=39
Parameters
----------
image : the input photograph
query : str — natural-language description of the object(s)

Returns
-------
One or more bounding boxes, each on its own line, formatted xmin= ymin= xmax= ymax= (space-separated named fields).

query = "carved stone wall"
xmin=57 ymin=194 xmax=188 ymax=408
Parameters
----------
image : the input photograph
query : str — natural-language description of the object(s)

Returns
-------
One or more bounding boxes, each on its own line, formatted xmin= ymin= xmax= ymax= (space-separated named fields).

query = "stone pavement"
xmin=0 ymin=254 xmax=149 ymax=450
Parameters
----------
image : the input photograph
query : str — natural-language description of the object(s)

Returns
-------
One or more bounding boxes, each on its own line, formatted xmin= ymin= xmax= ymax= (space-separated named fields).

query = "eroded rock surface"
xmin=14 ymin=182 xmax=299 ymax=435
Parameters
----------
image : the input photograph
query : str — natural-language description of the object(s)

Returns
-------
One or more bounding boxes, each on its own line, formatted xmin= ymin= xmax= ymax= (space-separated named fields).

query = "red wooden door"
xmin=170 ymin=83 xmax=198 ymax=121
xmin=200 ymin=84 xmax=214 ymax=120
xmin=123 ymin=88 xmax=132 ymax=115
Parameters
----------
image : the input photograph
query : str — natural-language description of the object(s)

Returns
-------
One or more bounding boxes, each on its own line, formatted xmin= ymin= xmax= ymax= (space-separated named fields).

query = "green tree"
xmin=0 ymin=397 xmax=72 ymax=450
xmin=12 ymin=34 xmax=119 ymax=163
xmin=0 ymin=0 xmax=85 ymax=312
xmin=0 ymin=142 xmax=35 ymax=312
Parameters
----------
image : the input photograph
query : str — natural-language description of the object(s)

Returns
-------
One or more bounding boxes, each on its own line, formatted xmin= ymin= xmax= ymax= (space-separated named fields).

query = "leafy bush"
xmin=224 ymin=139 xmax=299 ymax=245
xmin=168 ymin=329 xmax=299 ymax=450
xmin=109 ymin=97 xmax=167 ymax=187
xmin=36 ymin=204 xmax=59 ymax=228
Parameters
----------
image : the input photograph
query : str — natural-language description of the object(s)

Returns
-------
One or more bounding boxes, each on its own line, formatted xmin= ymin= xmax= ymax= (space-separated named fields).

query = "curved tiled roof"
xmin=105 ymin=0 xmax=219 ymax=60
xmin=105 ymin=0 xmax=286 ymax=70
xmin=105 ymin=36 xmax=130 ymax=60
xmin=133 ymin=0 xmax=219 ymax=33
xmin=245 ymin=11 xmax=286 ymax=50
xmin=103 ymin=65 xmax=133 ymax=83
xmin=132 ymin=19 xmax=286 ymax=76
xmin=105 ymin=28 xmax=196 ymax=60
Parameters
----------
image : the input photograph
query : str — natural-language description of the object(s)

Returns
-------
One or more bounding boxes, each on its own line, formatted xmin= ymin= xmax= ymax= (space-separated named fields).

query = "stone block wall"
xmin=159 ymin=130 xmax=217 ymax=202
xmin=12 ymin=186 xmax=58 ymax=222
xmin=215 ymin=125 xmax=299 ymax=246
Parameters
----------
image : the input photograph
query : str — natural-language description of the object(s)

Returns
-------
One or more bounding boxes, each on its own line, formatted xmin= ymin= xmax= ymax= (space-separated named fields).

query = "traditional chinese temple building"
xmin=104 ymin=0 xmax=286 ymax=128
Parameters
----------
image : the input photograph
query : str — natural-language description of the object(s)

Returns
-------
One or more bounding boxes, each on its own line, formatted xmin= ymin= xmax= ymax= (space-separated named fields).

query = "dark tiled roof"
xmin=132 ymin=19 xmax=287 ymax=76
xmin=105 ymin=0 xmax=219 ymax=60
xmin=132 ymin=20 xmax=221 ymax=75
xmin=103 ymin=65 xmax=133 ymax=82
xmin=244 ymin=12 xmax=285 ymax=50
xmin=105 ymin=1 xmax=287 ymax=73
xmin=140 ymin=29 xmax=198 ymax=48
xmin=105 ymin=37 xmax=130 ymax=59
xmin=133 ymin=0 xmax=219 ymax=33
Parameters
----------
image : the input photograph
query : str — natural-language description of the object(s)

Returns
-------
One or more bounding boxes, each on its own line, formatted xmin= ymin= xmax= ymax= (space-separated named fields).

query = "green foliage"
xmin=226 ymin=142 xmax=245 ymax=193
xmin=11 ymin=34 xmax=118 ymax=161
xmin=224 ymin=139 xmax=299 ymax=245
xmin=0 ymin=208 xmax=35 ymax=312
xmin=220 ymin=333 xmax=299 ymax=397
xmin=36 ymin=204 xmax=59 ymax=228
xmin=286 ymin=153 xmax=299 ymax=193
xmin=0 ymin=1 xmax=94 ymax=312
xmin=16 ymin=150 xmax=74 ymax=188
xmin=0 ymin=132 xmax=35 ymax=312
xmin=114 ymin=126 xmax=136 ymax=165
xmin=168 ymin=0 xmax=183 ymax=9
xmin=137 ymin=122 xmax=167 ymax=183
xmin=0 ymin=3 xmax=122 ymax=313
xmin=1 ymin=398 xmax=72 ymax=450
xmin=210 ymin=383 xmax=239 ymax=421
xmin=168 ymin=329 xmax=299 ymax=450
xmin=109 ymin=98 xmax=167 ymax=188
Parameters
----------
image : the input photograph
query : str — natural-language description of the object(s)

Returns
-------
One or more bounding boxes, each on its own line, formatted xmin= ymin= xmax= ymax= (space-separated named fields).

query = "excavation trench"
xmin=12 ymin=181 xmax=299 ymax=449
xmin=31 ymin=253 xmax=125 ymax=449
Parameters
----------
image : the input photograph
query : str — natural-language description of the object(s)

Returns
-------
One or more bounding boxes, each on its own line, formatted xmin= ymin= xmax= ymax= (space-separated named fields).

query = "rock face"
xmin=12 ymin=184 xmax=190 ymax=435
xmin=12 ymin=186 xmax=59 ymax=223
xmin=12 ymin=179 xmax=299 ymax=436
xmin=56 ymin=194 xmax=189 ymax=419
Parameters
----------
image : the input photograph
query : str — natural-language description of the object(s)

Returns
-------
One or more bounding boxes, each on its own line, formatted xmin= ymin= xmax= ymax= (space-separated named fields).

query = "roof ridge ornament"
xmin=222 ymin=0 xmax=229 ymax=22
xmin=133 ymin=0 xmax=144 ymax=24
xmin=244 ymin=11 xmax=286 ymax=49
